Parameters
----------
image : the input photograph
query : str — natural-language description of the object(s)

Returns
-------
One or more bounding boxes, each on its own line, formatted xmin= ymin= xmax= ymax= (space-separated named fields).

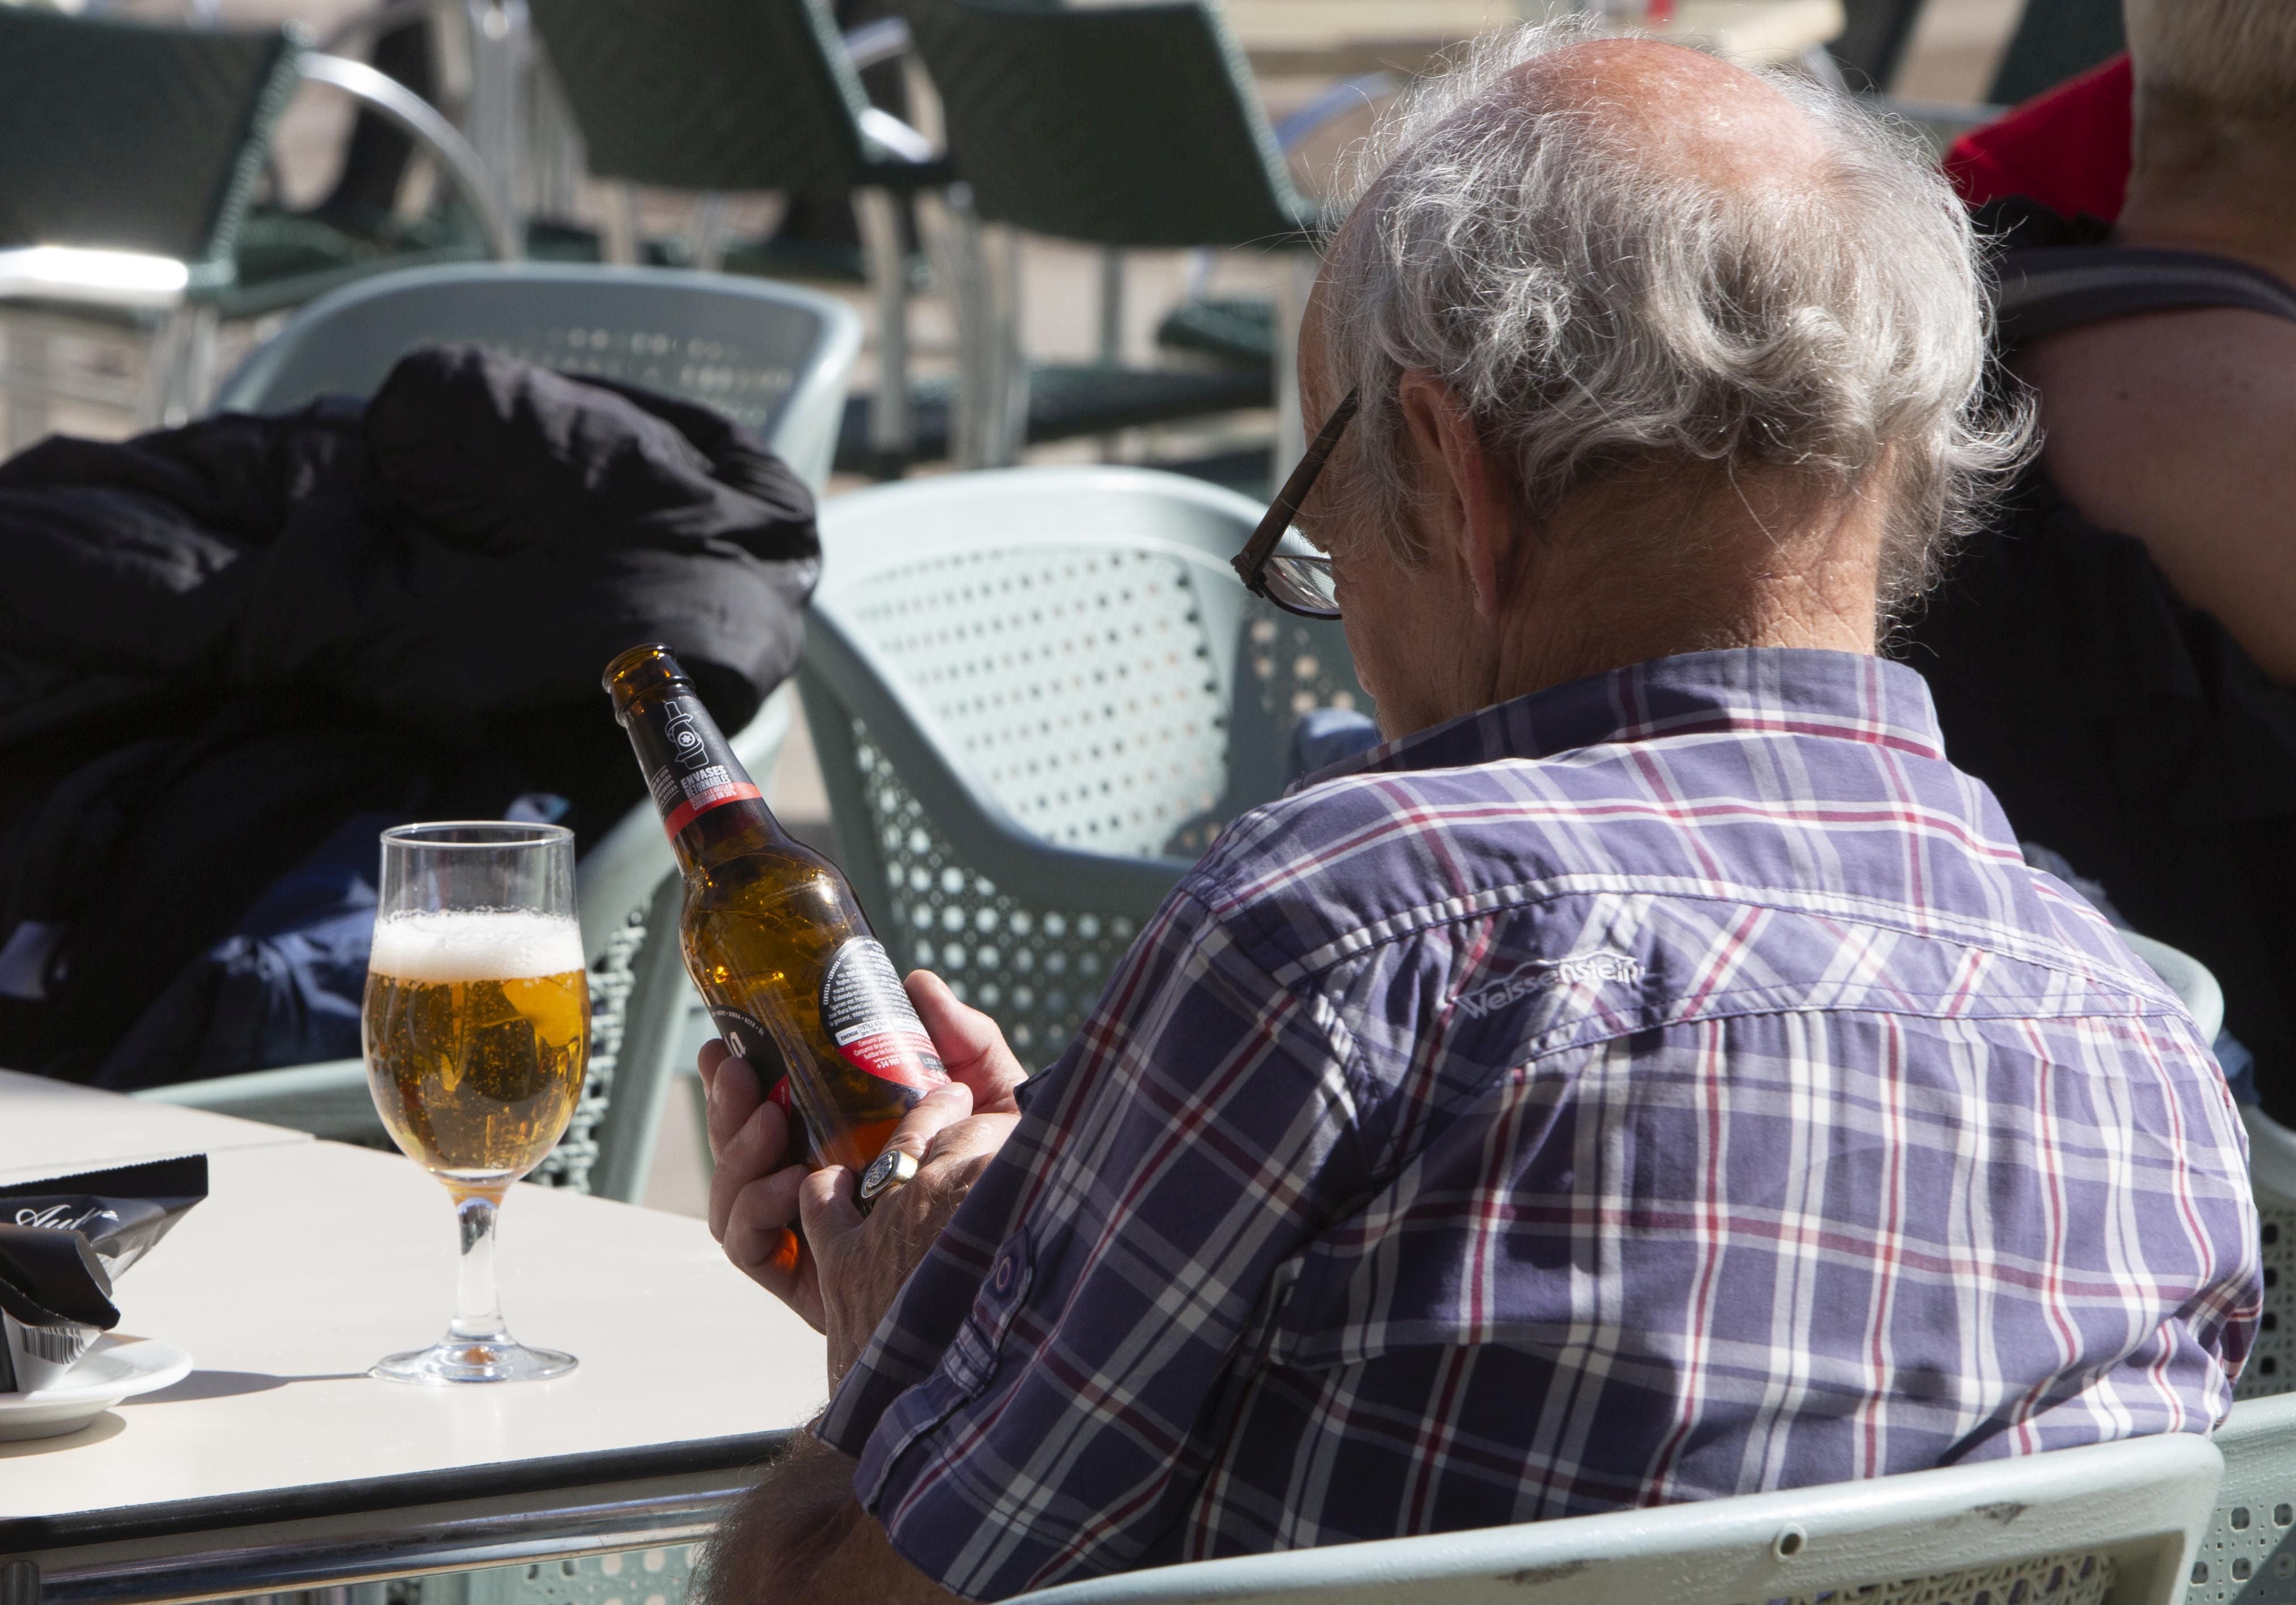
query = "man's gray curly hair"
xmin=1319 ymin=21 xmax=2033 ymax=614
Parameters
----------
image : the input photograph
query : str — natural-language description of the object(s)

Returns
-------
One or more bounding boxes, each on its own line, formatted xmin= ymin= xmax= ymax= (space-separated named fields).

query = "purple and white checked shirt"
xmin=820 ymin=648 xmax=2260 ymax=1601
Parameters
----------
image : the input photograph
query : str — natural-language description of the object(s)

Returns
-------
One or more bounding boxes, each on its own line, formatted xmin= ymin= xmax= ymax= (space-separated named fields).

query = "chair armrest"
xmin=297 ymin=52 xmax=520 ymax=260
xmin=1272 ymin=72 xmax=1400 ymax=153
xmin=844 ymin=16 xmax=910 ymax=73
xmin=134 ymin=1058 xmax=387 ymax=1144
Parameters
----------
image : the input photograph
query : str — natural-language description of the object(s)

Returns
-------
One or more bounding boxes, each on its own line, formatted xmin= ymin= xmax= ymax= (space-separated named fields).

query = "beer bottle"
xmin=603 ymin=644 xmax=948 ymax=1175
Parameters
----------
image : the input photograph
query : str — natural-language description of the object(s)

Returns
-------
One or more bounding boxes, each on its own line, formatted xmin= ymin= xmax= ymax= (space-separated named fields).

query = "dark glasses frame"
xmin=1231 ymin=390 xmax=1360 ymax=620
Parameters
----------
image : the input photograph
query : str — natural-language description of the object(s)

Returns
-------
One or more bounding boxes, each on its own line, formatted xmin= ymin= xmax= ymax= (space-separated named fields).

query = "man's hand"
xmin=701 ymin=971 xmax=1028 ymax=1378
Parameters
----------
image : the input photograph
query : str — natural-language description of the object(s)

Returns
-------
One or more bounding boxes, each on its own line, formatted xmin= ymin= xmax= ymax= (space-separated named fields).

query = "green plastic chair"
xmin=1005 ymin=1434 xmax=2221 ymax=1605
xmin=525 ymin=0 xmax=955 ymax=479
xmin=0 ymin=10 xmax=516 ymax=450
xmin=890 ymin=0 xmax=1327 ymax=478
xmin=137 ymin=264 xmax=861 ymax=1203
xmin=801 ymin=466 xmax=1363 ymax=1068
xmin=2187 ymin=1394 xmax=2296 ymax=1605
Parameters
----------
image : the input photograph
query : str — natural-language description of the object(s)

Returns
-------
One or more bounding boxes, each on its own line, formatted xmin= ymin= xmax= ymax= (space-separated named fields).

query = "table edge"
xmin=0 ymin=1431 xmax=792 ymax=1554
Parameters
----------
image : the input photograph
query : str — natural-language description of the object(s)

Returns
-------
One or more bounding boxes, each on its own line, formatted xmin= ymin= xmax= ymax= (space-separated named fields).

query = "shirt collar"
xmin=1298 ymin=648 xmax=1948 ymax=790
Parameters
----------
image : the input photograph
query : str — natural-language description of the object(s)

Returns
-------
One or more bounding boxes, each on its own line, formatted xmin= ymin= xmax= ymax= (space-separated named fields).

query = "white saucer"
xmin=0 ymin=1337 xmax=193 ymax=1441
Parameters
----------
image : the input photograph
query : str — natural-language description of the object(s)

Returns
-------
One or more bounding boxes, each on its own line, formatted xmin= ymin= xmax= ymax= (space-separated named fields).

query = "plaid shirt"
xmin=820 ymin=648 xmax=2259 ymax=1601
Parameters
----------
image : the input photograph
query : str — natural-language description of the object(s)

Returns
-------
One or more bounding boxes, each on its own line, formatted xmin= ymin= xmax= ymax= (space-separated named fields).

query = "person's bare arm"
xmin=694 ymin=1435 xmax=962 ymax=1605
xmin=2018 ymin=309 xmax=2296 ymax=682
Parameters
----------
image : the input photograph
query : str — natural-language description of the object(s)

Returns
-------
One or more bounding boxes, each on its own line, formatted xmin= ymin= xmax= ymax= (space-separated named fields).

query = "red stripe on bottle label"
xmin=820 ymin=938 xmax=948 ymax=1097
xmin=662 ymin=780 xmax=762 ymax=839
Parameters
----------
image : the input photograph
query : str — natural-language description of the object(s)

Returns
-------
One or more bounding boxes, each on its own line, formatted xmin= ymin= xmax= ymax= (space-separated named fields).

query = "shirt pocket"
xmin=942 ymin=1226 xmax=1036 ymax=1396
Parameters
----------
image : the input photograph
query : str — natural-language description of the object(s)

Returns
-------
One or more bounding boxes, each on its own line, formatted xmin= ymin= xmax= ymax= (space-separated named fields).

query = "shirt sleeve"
xmin=816 ymin=884 xmax=1371 ymax=1600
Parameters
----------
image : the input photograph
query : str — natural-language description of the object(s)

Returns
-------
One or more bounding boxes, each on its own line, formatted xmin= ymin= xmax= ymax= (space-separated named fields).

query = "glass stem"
xmin=449 ymin=1190 xmax=511 ymax=1348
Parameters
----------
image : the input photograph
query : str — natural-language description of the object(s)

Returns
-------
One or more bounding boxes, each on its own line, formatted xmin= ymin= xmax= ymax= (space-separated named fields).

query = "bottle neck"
xmin=621 ymin=688 xmax=795 ymax=876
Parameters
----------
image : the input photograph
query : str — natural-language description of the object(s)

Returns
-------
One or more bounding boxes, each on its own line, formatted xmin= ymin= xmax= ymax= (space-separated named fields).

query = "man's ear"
xmin=1395 ymin=370 xmax=1522 ymax=618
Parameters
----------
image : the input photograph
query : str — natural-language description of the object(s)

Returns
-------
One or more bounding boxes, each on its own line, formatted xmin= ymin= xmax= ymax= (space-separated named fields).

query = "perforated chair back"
xmin=893 ymin=0 xmax=1316 ymax=248
xmin=1008 ymin=1433 xmax=2221 ymax=1605
xmin=2238 ymin=1105 xmax=2296 ymax=1404
xmin=527 ymin=0 xmax=881 ymax=192
xmin=213 ymin=263 xmax=863 ymax=488
xmin=2188 ymin=1395 xmax=2296 ymax=1605
xmin=801 ymin=467 xmax=1362 ymax=1066
xmin=0 ymin=9 xmax=301 ymax=285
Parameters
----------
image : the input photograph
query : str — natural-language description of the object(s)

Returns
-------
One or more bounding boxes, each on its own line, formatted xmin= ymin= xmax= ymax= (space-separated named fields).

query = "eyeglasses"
xmin=1231 ymin=390 xmax=1359 ymax=620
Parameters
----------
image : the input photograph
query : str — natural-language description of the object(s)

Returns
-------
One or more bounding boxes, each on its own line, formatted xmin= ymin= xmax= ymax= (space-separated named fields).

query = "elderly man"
xmin=696 ymin=24 xmax=2259 ymax=1605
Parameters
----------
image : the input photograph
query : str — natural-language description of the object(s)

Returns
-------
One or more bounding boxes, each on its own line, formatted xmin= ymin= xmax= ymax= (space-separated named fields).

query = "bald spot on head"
xmin=1506 ymin=38 xmax=1833 ymax=201
xmin=1303 ymin=38 xmax=1837 ymax=429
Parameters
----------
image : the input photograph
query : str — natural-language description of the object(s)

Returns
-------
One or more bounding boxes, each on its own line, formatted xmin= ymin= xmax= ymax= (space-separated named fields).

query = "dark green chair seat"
xmin=830 ymin=362 xmax=1271 ymax=476
xmin=1157 ymin=296 xmax=1276 ymax=370
xmin=219 ymin=205 xmax=491 ymax=321
xmin=893 ymin=0 xmax=1329 ymax=474
xmin=530 ymin=0 xmax=952 ymax=476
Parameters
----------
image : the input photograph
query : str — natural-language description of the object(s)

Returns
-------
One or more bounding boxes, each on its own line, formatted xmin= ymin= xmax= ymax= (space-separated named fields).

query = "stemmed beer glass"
xmin=362 ymin=823 xmax=588 ymax=1384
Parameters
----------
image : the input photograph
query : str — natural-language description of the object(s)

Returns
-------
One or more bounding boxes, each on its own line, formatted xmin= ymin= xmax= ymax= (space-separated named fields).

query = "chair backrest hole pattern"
xmin=2238 ymin=1197 xmax=2296 ymax=1400
xmin=843 ymin=548 xmax=1229 ymax=861
xmin=854 ymin=726 xmax=1142 ymax=1070
xmin=521 ymin=325 xmax=797 ymax=428
xmin=1741 ymin=1552 xmax=2109 ymax=1605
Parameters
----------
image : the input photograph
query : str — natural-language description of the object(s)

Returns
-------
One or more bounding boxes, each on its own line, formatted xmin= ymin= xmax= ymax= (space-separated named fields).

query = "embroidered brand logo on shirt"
xmin=1451 ymin=951 xmax=1643 ymax=1019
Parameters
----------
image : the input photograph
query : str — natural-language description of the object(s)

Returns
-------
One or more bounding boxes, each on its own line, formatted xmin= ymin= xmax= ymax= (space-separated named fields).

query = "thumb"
xmin=906 ymin=969 xmax=1027 ymax=1113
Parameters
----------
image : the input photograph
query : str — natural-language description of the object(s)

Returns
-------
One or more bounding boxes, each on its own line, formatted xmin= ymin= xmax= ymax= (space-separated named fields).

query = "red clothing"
xmin=1947 ymin=53 xmax=2133 ymax=221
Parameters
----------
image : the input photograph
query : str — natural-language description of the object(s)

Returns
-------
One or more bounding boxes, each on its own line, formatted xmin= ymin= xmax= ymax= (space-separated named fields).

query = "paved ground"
xmin=18 ymin=0 xmax=2027 ymax=1217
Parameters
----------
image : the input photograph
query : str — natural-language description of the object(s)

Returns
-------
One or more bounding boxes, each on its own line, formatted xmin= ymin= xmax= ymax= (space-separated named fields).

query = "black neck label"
xmin=630 ymin=693 xmax=761 ymax=839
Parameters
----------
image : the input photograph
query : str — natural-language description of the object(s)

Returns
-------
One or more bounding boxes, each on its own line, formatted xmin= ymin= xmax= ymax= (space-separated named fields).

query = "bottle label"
xmin=633 ymin=692 xmax=762 ymax=839
xmin=819 ymin=939 xmax=948 ymax=1094
xmin=709 ymin=1006 xmax=796 ymax=1115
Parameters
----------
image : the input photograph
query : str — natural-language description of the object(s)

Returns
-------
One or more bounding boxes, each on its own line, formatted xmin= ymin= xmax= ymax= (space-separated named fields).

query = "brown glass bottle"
xmin=604 ymin=644 xmax=947 ymax=1175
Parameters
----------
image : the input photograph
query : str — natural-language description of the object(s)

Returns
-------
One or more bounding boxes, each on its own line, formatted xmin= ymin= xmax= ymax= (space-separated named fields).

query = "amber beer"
xmin=362 ymin=911 xmax=590 ymax=1187
xmin=603 ymin=644 xmax=948 ymax=1174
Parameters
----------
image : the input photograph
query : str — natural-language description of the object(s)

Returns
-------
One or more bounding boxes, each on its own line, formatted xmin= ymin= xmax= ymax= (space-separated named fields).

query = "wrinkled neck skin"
xmin=2121 ymin=88 xmax=2296 ymax=288
xmin=1347 ymin=468 xmax=1888 ymax=741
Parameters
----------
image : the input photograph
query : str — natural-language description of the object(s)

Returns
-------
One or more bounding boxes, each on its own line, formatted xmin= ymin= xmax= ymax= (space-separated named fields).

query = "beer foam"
xmin=368 ymin=911 xmax=585 ymax=983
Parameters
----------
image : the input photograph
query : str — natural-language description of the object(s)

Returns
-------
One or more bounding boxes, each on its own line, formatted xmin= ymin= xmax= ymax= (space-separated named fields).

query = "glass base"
xmin=371 ymin=1334 xmax=577 ymax=1385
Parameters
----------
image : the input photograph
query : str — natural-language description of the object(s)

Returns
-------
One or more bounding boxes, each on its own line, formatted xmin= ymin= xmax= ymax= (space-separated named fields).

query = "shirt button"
xmin=992 ymin=1255 xmax=1016 ymax=1295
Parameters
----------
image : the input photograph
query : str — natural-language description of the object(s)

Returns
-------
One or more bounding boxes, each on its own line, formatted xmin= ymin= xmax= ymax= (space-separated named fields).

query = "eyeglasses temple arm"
xmin=1233 ymin=391 xmax=1362 ymax=589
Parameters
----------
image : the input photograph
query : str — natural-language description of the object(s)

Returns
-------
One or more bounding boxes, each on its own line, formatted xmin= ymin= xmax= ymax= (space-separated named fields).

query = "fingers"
xmin=799 ymin=1164 xmax=866 ymax=1245
xmin=720 ymin=1164 xmax=818 ymax=1325
xmin=705 ymin=1052 xmax=766 ymax=1162
xmin=697 ymin=1037 xmax=731 ymax=1084
xmin=709 ymin=1095 xmax=795 ymax=1243
xmin=906 ymin=971 xmax=1028 ymax=1113
xmin=871 ymin=1080 xmax=975 ymax=1179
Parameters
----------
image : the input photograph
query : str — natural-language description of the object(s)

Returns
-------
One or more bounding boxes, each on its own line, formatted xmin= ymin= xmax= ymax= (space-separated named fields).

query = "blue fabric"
xmin=93 ymin=793 xmax=570 ymax=1084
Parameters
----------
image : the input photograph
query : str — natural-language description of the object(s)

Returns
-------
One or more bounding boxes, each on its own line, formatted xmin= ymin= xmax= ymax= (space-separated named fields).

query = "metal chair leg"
xmin=932 ymin=185 xmax=992 ymax=471
xmin=984 ymin=222 xmax=1028 ymax=469
xmin=855 ymin=187 xmax=913 ymax=478
xmin=601 ymin=180 xmax=641 ymax=266
xmin=689 ymin=192 xmax=730 ymax=273
xmin=1271 ymin=251 xmax=1316 ymax=487
xmin=2 ymin=319 xmax=54 ymax=453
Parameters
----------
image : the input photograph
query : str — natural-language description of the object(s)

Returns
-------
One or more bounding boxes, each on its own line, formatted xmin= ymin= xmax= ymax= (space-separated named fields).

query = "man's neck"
xmin=1482 ymin=484 xmax=1882 ymax=709
xmin=2121 ymin=90 xmax=2296 ymax=286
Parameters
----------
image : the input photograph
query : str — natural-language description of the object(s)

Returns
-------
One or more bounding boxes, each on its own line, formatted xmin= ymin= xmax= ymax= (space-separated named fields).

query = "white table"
xmin=0 ymin=1069 xmax=312 ymax=1184
xmin=0 ymin=1099 xmax=826 ymax=1605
